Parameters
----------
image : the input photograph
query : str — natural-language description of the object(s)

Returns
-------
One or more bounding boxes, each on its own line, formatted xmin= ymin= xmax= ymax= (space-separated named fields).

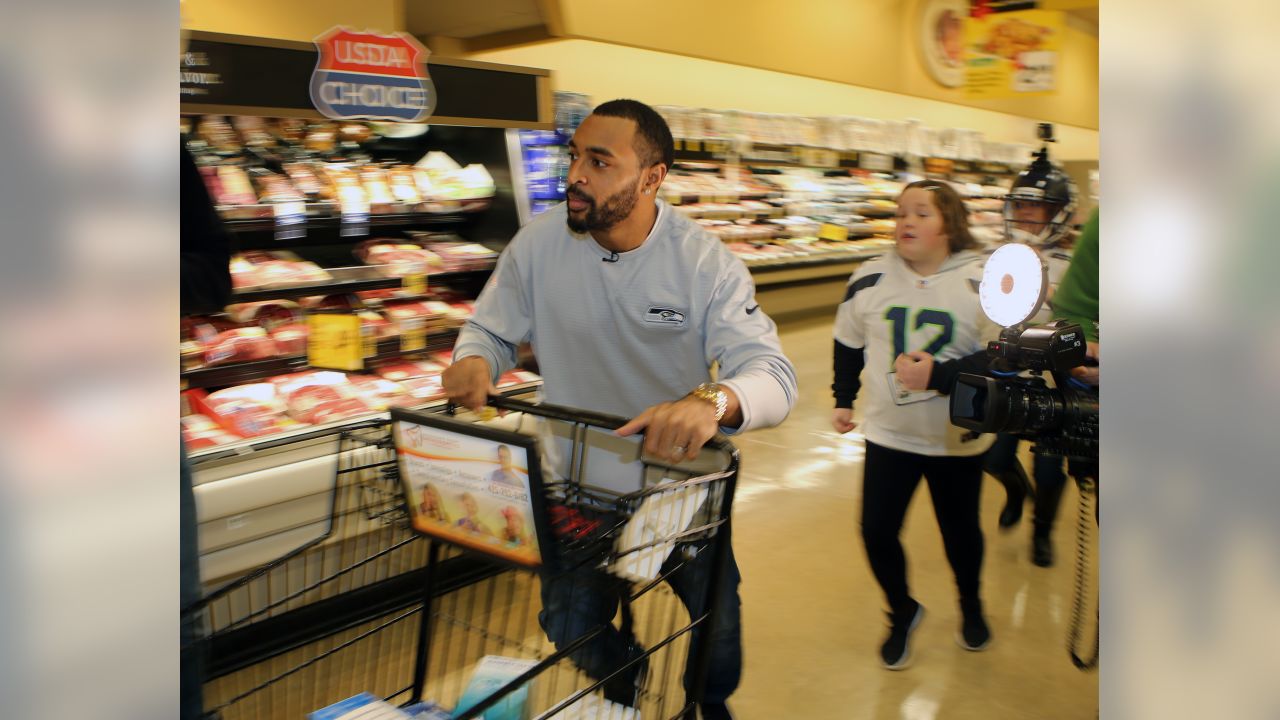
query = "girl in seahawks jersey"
xmin=831 ymin=180 xmax=1000 ymax=669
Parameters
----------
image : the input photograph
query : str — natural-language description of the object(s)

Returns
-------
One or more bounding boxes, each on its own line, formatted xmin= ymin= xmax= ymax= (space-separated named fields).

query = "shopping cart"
xmin=192 ymin=395 xmax=739 ymax=720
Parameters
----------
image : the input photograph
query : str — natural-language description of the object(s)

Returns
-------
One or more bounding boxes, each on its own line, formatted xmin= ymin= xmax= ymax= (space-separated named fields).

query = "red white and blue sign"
xmin=310 ymin=27 xmax=436 ymax=122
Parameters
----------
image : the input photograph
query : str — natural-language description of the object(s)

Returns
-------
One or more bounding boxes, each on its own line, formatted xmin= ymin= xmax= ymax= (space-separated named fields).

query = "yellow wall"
xmin=181 ymin=0 xmax=404 ymax=42
xmin=466 ymin=39 xmax=1099 ymax=160
xmin=557 ymin=0 xmax=1098 ymax=131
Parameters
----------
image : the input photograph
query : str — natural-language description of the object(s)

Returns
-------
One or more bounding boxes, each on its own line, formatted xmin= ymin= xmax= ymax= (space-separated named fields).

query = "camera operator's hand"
xmin=894 ymin=351 xmax=935 ymax=392
xmin=831 ymin=408 xmax=857 ymax=434
xmin=1070 ymin=342 xmax=1100 ymax=386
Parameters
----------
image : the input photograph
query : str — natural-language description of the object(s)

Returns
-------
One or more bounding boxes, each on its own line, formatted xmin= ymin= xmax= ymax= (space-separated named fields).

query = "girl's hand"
xmin=831 ymin=408 xmax=857 ymax=434
xmin=894 ymin=351 xmax=935 ymax=391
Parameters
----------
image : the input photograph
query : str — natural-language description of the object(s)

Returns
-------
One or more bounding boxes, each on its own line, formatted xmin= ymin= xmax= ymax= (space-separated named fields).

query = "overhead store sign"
xmin=964 ymin=6 xmax=1063 ymax=98
xmin=310 ymin=27 xmax=437 ymax=122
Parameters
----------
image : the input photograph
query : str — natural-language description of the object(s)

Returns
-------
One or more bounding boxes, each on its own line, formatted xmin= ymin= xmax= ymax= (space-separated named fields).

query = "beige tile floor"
xmin=728 ymin=315 xmax=1099 ymax=719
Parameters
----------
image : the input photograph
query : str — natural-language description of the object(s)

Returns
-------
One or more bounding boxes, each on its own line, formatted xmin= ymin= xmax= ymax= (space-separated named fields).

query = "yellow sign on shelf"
xmin=307 ymin=313 xmax=364 ymax=371
xmin=400 ymin=317 xmax=427 ymax=353
xmin=818 ymin=223 xmax=850 ymax=242
xmin=403 ymin=271 xmax=427 ymax=296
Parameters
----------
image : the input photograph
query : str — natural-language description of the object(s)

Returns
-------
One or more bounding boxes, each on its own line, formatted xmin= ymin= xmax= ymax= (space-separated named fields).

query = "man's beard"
xmin=566 ymin=182 xmax=640 ymax=233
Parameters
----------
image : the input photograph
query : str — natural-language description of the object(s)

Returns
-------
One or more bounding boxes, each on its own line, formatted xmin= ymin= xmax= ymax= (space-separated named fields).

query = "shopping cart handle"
xmin=485 ymin=394 xmax=737 ymax=454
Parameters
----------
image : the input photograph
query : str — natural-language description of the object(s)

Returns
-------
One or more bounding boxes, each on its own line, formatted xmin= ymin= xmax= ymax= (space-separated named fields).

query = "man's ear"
xmin=644 ymin=163 xmax=668 ymax=194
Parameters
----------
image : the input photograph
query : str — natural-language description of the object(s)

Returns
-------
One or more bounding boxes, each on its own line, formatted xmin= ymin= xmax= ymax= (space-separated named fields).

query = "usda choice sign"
xmin=310 ymin=27 xmax=436 ymax=122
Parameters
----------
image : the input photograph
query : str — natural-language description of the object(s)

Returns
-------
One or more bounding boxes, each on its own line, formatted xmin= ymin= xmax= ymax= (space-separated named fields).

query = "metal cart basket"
xmin=192 ymin=395 xmax=740 ymax=720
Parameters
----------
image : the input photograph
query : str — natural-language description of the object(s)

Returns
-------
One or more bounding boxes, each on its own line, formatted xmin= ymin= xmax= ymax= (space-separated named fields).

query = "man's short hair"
xmin=591 ymin=99 xmax=674 ymax=171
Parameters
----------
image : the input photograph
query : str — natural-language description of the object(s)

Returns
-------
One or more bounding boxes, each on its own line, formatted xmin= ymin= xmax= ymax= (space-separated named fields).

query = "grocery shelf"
xmin=745 ymin=250 xmax=885 ymax=274
xmin=220 ymin=208 xmax=488 ymax=234
xmin=181 ymin=329 xmax=462 ymax=390
xmin=188 ymin=380 xmax=542 ymax=465
xmin=230 ymin=266 xmax=493 ymax=303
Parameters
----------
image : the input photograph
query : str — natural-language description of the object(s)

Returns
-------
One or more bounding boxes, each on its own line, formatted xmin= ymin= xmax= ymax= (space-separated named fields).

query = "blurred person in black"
xmin=181 ymin=144 xmax=231 ymax=720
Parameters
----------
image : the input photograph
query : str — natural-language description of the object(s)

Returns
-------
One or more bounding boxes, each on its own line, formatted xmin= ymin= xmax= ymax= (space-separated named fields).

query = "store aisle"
xmin=728 ymin=314 xmax=1099 ymax=719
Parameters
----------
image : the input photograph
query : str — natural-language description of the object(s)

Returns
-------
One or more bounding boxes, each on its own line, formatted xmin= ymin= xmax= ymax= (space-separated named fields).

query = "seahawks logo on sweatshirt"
xmin=644 ymin=307 xmax=686 ymax=327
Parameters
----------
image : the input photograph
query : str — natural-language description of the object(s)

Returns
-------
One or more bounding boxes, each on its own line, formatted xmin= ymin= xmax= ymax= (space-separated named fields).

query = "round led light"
xmin=980 ymin=243 xmax=1047 ymax=327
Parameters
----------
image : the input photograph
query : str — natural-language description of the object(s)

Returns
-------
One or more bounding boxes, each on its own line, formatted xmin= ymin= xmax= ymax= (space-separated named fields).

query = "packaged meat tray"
xmin=374 ymin=360 xmax=447 ymax=381
xmin=411 ymin=239 xmax=498 ymax=272
xmin=354 ymin=238 xmax=444 ymax=277
xmin=348 ymin=374 xmax=416 ymax=409
xmin=230 ymin=251 xmax=332 ymax=290
xmin=201 ymin=383 xmax=298 ymax=438
xmin=199 ymin=326 xmax=280 ymax=366
xmin=225 ymin=300 xmax=303 ymax=329
xmin=181 ymin=414 xmax=242 ymax=449
xmin=271 ymin=371 xmax=373 ymax=425
xmin=270 ymin=323 xmax=308 ymax=355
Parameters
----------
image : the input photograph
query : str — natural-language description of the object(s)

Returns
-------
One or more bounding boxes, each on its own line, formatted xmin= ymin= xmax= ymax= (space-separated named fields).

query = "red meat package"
xmin=201 ymin=327 xmax=280 ymax=366
xmin=181 ymin=414 xmax=241 ymax=449
xmin=498 ymin=370 xmax=542 ymax=388
xmin=202 ymin=383 xmax=295 ymax=438
xmin=270 ymin=323 xmax=308 ymax=355
xmin=348 ymin=374 xmax=416 ymax=409
xmin=399 ymin=374 xmax=447 ymax=400
xmin=225 ymin=300 xmax=303 ymax=329
xmin=271 ymin=372 xmax=373 ymax=425
xmin=230 ymin=251 xmax=332 ymax=290
xmin=374 ymin=360 xmax=446 ymax=381
xmin=354 ymin=239 xmax=443 ymax=277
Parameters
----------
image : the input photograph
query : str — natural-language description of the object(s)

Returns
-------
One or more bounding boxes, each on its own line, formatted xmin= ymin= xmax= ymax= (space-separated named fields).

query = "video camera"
xmin=949 ymin=318 xmax=1098 ymax=463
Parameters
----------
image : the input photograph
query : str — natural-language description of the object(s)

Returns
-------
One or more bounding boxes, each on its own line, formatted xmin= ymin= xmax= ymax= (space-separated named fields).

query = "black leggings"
xmin=860 ymin=441 xmax=986 ymax=612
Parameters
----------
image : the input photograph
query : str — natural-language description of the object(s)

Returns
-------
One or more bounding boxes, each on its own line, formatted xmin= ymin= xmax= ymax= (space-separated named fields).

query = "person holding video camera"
xmin=980 ymin=157 xmax=1082 ymax=566
xmin=831 ymin=180 xmax=1001 ymax=670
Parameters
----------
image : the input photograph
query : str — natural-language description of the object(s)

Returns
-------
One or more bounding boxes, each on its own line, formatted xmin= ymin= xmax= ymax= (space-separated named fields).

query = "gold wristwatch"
xmin=690 ymin=383 xmax=728 ymax=422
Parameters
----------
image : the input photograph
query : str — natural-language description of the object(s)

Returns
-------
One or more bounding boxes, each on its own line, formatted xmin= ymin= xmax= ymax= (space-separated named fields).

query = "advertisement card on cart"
xmin=391 ymin=407 xmax=552 ymax=569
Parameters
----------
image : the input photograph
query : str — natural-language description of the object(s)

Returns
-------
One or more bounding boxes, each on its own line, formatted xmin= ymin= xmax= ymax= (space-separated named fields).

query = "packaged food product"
xmin=203 ymin=383 xmax=294 ymax=437
xmin=196 ymin=116 xmax=240 ymax=153
xmin=339 ymin=122 xmax=373 ymax=144
xmin=225 ymin=300 xmax=303 ymax=329
xmin=232 ymin=116 xmax=275 ymax=147
xmin=356 ymin=239 xmax=443 ymax=276
xmin=201 ymin=327 xmax=280 ymax=365
xmin=305 ymin=123 xmax=337 ymax=153
xmin=229 ymin=251 xmax=332 ymax=290
xmin=388 ymin=165 xmax=422 ymax=204
xmin=211 ymin=165 xmax=257 ymax=206
xmin=348 ymin=374 xmax=415 ymax=409
xmin=360 ymin=165 xmax=397 ymax=209
xmin=249 ymin=170 xmax=304 ymax=204
xmin=270 ymin=323 xmax=308 ymax=355
xmin=181 ymin=414 xmax=242 ymax=449
xmin=374 ymin=360 xmax=446 ymax=381
xmin=272 ymin=118 xmax=308 ymax=144
xmin=283 ymin=162 xmax=327 ymax=198
xmin=272 ymin=371 xmax=372 ymax=424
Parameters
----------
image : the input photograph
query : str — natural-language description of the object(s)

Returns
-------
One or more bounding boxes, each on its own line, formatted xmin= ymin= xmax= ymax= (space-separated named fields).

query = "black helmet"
xmin=1003 ymin=148 xmax=1077 ymax=246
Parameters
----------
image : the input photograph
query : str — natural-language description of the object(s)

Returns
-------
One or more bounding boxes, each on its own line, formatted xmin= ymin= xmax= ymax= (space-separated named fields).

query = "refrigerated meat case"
xmin=181 ymin=34 xmax=561 ymax=717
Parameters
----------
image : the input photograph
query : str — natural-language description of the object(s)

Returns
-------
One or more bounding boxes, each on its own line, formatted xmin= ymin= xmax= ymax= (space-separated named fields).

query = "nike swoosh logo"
xmin=745 ymin=304 xmax=760 ymax=315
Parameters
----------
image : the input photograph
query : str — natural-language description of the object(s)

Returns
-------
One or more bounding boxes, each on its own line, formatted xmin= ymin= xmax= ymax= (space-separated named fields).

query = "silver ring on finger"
xmin=672 ymin=444 xmax=688 ymax=455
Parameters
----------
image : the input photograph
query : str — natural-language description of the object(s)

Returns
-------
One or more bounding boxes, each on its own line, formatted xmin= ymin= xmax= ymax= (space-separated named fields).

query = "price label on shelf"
xmin=339 ymin=193 xmax=370 ymax=238
xmin=307 ymin=313 xmax=364 ymax=371
xmin=818 ymin=223 xmax=849 ymax=242
xmin=273 ymin=201 xmax=307 ymax=241
xmin=403 ymin=265 xmax=428 ymax=296
xmin=686 ymin=139 xmax=702 ymax=153
xmin=400 ymin=317 xmax=427 ymax=352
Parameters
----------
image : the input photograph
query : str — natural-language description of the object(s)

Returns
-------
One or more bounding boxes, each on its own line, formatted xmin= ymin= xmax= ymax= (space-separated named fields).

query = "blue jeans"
xmin=538 ymin=538 xmax=742 ymax=706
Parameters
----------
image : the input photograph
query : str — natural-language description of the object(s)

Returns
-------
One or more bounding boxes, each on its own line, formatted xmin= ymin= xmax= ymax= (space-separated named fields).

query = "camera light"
xmin=980 ymin=243 xmax=1047 ymax=327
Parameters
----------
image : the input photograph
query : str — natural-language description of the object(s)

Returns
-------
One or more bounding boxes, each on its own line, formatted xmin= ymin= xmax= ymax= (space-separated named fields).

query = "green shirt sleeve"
xmin=1050 ymin=208 xmax=1099 ymax=342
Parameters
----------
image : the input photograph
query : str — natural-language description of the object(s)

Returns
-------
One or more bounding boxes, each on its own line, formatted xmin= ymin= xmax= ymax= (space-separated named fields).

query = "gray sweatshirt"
xmin=454 ymin=200 xmax=797 ymax=490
